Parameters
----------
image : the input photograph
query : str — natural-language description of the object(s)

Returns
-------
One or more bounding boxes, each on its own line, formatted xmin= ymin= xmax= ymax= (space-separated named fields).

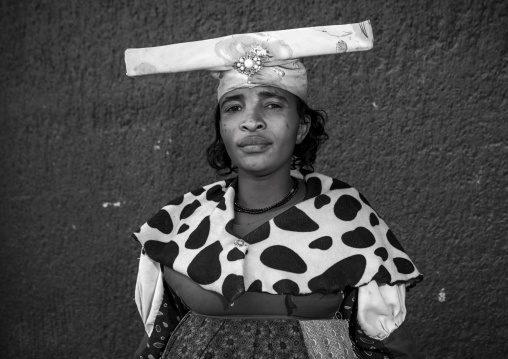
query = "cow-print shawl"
xmin=133 ymin=171 xmax=422 ymax=335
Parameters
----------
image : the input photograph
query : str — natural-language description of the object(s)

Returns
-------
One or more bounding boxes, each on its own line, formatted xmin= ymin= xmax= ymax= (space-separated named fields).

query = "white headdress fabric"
xmin=125 ymin=21 xmax=374 ymax=101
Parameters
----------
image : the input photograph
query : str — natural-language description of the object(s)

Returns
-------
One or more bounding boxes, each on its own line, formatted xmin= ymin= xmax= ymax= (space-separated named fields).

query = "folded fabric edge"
xmin=358 ymin=274 xmax=424 ymax=292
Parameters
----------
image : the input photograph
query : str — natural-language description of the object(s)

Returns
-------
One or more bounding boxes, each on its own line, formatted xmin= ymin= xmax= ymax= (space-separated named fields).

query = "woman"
xmin=127 ymin=21 xmax=422 ymax=358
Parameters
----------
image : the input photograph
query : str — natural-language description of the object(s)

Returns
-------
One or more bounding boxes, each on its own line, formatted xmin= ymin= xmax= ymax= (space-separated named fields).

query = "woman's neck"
xmin=235 ymin=169 xmax=294 ymax=210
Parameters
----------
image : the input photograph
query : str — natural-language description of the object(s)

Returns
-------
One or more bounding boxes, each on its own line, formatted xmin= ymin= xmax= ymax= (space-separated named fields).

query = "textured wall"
xmin=1 ymin=0 xmax=507 ymax=358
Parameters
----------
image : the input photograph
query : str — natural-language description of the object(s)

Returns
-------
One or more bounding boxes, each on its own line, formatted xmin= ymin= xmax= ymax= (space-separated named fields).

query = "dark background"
xmin=1 ymin=0 xmax=507 ymax=358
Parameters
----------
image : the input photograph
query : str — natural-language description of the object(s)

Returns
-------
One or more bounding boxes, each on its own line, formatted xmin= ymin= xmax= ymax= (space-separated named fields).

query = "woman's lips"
xmin=237 ymin=136 xmax=272 ymax=147
xmin=237 ymin=136 xmax=272 ymax=152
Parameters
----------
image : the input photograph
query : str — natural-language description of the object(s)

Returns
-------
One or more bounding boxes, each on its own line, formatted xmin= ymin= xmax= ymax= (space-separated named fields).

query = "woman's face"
xmin=219 ymin=86 xmax=309 ymax=176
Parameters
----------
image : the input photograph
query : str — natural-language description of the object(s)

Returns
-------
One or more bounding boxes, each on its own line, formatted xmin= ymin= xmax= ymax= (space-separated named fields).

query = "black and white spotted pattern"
xmin=134 ymin=172 xmax=421 ymax=303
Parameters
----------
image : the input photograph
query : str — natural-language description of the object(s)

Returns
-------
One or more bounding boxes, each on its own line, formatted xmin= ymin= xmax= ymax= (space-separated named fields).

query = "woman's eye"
xmin=266 ymin=103 xmax=282 ymax=109
xmin=225 ymin=105 xmax=241 ymax=112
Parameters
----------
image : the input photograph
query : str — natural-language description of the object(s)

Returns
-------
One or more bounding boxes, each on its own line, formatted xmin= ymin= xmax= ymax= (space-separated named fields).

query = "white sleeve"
xmin=357 ymin=281 xmax=407 ymax=340
xmin=135 ymin=248 xmax=165 ymax=336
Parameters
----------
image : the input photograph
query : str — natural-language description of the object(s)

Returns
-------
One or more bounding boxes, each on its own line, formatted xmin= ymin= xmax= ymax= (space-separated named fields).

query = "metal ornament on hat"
xmin=233 ymin=45 xmax=268 ymax=77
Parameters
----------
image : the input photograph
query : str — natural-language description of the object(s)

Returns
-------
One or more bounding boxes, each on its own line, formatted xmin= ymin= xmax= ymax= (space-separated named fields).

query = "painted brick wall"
xmin=1 ymin=0 xmax=506 ymax=358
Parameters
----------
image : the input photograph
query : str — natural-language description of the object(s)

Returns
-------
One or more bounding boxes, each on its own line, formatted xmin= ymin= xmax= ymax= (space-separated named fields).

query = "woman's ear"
xmin=296 ymin=115 xmax=311 ymax=144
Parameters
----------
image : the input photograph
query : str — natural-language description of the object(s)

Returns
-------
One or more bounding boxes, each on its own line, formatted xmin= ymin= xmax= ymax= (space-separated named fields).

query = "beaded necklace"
xmin=234 ymin=177 xmax=299 ymax=214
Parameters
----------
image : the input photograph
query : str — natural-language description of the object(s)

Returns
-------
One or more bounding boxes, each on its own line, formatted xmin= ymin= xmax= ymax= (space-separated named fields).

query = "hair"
xmin=206 ymin=96 xmax=329 ymax=176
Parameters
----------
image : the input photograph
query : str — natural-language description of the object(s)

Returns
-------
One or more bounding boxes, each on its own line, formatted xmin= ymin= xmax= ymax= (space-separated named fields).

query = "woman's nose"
xmin=240 ymin=107 xmax=266 ymax=131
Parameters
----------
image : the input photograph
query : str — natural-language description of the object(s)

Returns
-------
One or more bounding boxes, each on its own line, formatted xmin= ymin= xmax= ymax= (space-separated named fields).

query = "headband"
xmin=125 ymin=21 xmax=374 ymax=102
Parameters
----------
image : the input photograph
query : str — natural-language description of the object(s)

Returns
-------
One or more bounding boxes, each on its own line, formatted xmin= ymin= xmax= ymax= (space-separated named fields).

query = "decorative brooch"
xmin=234 ymin=45 xmax=268 ymax=76
xmin=234 ymin=238 xmax=248 ymax=248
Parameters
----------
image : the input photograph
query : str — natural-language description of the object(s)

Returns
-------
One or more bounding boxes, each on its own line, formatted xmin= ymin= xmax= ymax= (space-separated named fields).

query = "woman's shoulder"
xmin=165 ymin=177 xmax=235 ymax=207
xmin=301 ymin=171 xmax=370 ymax=202
xmin=133 ymin=177 xmax=236 ymax=244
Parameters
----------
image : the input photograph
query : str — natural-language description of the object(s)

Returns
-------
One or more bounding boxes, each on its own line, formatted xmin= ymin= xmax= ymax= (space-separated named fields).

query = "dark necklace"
xmin=234 ymin=177 xmax=299 ymax=214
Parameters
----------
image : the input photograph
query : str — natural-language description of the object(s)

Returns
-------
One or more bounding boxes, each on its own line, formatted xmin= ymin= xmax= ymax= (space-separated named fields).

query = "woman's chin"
xmin=238 ymin=164 xmax=270 ymax=175
xmin=236 ymin=159 xmax=290 ymax=177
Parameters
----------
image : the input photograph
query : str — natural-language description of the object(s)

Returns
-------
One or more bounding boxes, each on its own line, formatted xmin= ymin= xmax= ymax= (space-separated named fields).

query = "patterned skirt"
xmin=161 ymin=312 xmax=357 ymax=359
